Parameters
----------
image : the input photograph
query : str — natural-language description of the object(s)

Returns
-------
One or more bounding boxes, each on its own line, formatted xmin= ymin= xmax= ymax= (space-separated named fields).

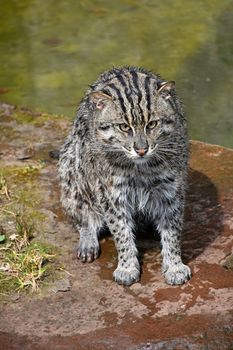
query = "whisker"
xmin=158 ymin=148 xmax=177 ymax=154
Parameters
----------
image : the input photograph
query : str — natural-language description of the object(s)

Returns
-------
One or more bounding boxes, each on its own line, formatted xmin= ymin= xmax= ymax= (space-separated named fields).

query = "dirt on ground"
xmin=0 ymin=103 xmax=233 ymax=350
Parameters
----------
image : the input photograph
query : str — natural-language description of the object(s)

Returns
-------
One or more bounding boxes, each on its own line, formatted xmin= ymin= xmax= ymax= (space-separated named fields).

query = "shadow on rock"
xmin=182 ymin=168 xmax=224 ymax=263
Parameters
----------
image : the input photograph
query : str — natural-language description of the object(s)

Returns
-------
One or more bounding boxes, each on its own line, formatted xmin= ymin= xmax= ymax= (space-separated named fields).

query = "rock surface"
xmin=0 ymin=103 xmax=233 ymax=350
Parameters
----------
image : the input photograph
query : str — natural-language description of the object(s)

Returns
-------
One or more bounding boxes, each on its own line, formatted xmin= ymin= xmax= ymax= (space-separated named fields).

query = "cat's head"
xmin=88 ymin=81 xmax=184 ymax=164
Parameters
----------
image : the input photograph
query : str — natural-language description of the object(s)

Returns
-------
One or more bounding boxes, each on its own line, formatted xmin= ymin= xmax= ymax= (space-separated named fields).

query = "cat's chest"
xmin=110 ymin=175 xmax=158 ymax=207
xmin=109 ymin=172 xmax=177 ymax=210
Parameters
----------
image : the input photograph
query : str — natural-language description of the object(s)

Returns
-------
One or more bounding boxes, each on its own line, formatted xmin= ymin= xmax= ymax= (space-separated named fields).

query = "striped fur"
xmin=89 ymin=67 xmax=160 ymax=125
xmin=59 ymin=67 xmax=191 ymax=286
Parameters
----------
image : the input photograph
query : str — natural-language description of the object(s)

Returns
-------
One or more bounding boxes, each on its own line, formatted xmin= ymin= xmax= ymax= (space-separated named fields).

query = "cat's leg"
xmin=106 ymin=211 xmax=140 ymax=286
xmin=76 ymin=213 xmax=102 ymax=262
xmin=157 ymin=199 xmax=191 ymax=285
xmin=159 ymin=227 xmax=191 ymax=285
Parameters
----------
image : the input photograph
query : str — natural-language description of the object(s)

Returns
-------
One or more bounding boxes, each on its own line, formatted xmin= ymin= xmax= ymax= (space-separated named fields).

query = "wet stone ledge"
xmin=0 ymin=103 xmax=233 ymax=350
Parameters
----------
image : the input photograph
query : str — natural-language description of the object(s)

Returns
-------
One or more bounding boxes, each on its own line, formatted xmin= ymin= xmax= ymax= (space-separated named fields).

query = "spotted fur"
xmin=59 ymin=66 xmax=191 ymax=286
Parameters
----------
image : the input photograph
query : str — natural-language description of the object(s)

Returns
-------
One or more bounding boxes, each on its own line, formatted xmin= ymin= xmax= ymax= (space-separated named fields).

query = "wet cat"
xmin=59 ymin=66 xmax=191 ymax=286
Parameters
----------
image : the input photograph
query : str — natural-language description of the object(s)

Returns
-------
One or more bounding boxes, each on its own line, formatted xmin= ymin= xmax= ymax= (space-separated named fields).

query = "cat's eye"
xmin=119 ymin=123 xmax=131 ymax=132
xmin=147 ymin=120 xmax=158 ymax=129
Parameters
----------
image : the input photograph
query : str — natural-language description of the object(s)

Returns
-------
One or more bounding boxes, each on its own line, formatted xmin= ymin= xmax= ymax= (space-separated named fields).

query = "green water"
xmin=0 ymin=0 xmax=232 ymax=148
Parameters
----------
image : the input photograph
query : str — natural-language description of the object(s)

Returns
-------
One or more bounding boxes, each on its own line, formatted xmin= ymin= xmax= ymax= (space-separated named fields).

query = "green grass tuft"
xmin=0 ymin=168 xmax=58 ymax=295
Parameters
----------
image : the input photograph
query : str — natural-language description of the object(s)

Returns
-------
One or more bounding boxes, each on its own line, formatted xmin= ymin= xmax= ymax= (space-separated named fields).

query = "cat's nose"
xmin=135 ymin=147 xmax=148 ymax=157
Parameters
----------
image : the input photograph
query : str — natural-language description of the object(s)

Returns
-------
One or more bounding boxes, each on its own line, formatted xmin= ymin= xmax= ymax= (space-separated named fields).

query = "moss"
xmin=0 ymin=125 xmax=21 ymax=141
xmin=0 ymin=103 xmax=68 ymax=126
xmin=223 ymin=254 xmax=233 ymax=271
xmin=10 ymin=108 xmax=68 ymax=126
xmin=0 ymin=164 xmax=45 ymax=224
xmin=0 ymin=273 xmax=20 ymax=295
xmin=11 ymin=110 xmax=35 ymax=124
xmin=1 ymin=163 xmax=44 ymax=178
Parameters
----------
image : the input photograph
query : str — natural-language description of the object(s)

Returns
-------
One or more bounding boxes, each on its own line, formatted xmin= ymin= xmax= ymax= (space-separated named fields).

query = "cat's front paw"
xmin=113 ymin=265 xmax=140 ymax=286
xmin=164 ymin=263 xmax=191 ymax=285
xmin=76 ymin=240 xmax=100 ymax=263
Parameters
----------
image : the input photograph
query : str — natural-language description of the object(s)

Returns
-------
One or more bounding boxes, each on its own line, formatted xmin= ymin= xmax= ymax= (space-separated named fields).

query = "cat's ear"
xmin=157 ymin=81 xmax=175 ymax=94
xmin=89 ymin=91 xmax=113 ymax=110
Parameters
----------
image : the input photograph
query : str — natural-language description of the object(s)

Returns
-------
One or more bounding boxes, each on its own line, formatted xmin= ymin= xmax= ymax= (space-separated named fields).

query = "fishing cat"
xmin=59 ymin=66 xmax=191 ymax=286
